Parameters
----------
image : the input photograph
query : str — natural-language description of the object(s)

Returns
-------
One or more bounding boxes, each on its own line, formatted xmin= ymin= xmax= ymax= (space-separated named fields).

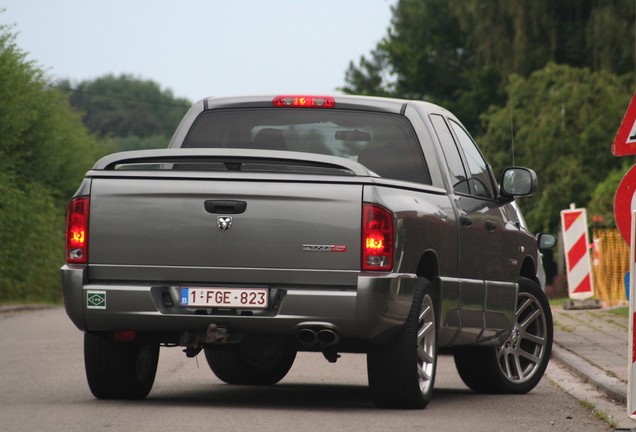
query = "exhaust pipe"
xmin=296 ymin=327 xmax=340 ymax=347
xmin=296 ymin=328 xmax=317 ymax=346
xmin=316 ymin=329 xmax=340 ymax=346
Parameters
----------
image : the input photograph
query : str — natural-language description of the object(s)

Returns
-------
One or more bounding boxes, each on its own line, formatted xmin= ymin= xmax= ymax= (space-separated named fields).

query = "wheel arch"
xmin=415 ymin=250 xmax=440 ymax=307
xmin=415 ymin=250 xmax=439 ymax=282
xmin=519 ymin=256 xmax=539 ymax=286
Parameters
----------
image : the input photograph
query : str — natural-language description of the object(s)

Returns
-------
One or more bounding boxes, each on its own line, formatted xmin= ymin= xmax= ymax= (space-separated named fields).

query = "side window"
xmin=448 ymin=120 xmax=495 ymax=199
xmin=429 ymin=114 xmax=470 ymax=194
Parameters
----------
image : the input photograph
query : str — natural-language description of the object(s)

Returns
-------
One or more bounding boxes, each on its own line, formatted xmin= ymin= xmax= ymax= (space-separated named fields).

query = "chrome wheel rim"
xmin=417 ymin=293 xmax=436 ymax=394
xmin=496 ymin=292 xmax=547 ymax=384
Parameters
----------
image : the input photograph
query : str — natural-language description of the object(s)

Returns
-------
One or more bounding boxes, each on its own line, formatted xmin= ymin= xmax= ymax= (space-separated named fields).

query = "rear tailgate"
xmin=88 ymin=176 xmax=362 ymax=275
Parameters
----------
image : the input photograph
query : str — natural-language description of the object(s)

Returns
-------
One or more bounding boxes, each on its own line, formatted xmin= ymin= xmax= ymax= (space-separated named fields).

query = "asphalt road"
xmin=0 ymin=308 xmax=610 ymax=432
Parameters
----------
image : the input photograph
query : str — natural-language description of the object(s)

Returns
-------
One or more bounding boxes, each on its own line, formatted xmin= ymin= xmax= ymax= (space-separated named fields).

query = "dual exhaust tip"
xmin=296 ymin=327 xmax=340 ymax=347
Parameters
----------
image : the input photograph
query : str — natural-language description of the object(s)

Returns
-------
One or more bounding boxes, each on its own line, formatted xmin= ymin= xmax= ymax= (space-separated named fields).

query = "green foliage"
xmin=343 ymin=0 xmax=482 ymax=129
xmin=0 ymin=24 xmax=100 ymax=302
xmin=57 ymin=74 xmax=190 ymax=140
xmin=479 ymin=63 xmax=632 ymax=232
xmin=0 ymin=27 xmax=100 ymax=201
xmin=0 ymin=173 xmax=64 ymax=302
xmin=0 ymin=22 xmax=191 ymax=302
xmin=100 ymin=134 xmax=169 ymax=152
xmin=382 ymin=0 xmax=468 ymax=102
xmin=587 ymin=163 xmax=632 ymax=227
xmin=342 ymin=48 xmax=395 ymax=97
xmin=343 ymin=0 xmax=635 ymax=132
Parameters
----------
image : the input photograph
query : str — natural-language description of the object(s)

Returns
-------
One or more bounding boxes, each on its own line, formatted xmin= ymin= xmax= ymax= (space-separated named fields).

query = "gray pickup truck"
xmin=61 ymin=94 xmax=553 ymax=409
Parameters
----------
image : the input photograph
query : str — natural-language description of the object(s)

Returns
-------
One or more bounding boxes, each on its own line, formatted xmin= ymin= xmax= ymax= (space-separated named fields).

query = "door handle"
xmin=485 ymin=219 xmax=497 ymax=232
xmin=459 ymin=215 xmax=473 ymax=227
xmin=204 ymin=200 xmax=247 ymax=214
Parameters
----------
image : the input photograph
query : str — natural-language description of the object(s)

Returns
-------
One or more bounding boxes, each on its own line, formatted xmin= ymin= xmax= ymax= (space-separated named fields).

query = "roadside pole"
xmin=630 ymin=210 xmax=636 ymax=419
xmin=612 ymin=90 xmax=636 ymax=421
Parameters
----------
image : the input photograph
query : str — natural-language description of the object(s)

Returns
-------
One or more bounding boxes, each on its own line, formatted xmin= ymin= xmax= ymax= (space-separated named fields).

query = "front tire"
xmin=84 ymin=332 xmax=159 ymax=399
xmin=367 ymin=278 xmax=438 ymax=409
xmin=454 ymin=277 xmax=553 ymax=394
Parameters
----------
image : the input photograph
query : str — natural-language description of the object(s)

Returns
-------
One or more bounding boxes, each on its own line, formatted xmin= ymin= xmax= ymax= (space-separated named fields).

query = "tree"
xmin=0 ymin=173 xmax=64 ymax=302
xmin=451 ymin=0 xmax=635 ymax=76
xmin=0 ymin=24 xmax=99 ymax=302
xmin=343 ymin=0 xmax=470 ymax=100
xmin=57 ymin=74 xmax=190 ymax=140
xmin=342 ymin=48 xmax=395 ymax=97
xmin=0 ymin=28 xmax=99 ymax=201
xmin=588 ymin=162 xmax=632 ymax=227
xmin=343 ymin=0 xmax=635 ymax=131
xmin=382 ymin=0 xmax=468 ymax=101
xmin=479 ymin=63 xmax=632 ymax=232
xmin=587 ymin=2 xmax=635 ymax=74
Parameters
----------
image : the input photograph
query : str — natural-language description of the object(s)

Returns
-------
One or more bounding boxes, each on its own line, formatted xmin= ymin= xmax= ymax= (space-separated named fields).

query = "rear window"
xmin=183 ymin=108 xmax=431 ymax=184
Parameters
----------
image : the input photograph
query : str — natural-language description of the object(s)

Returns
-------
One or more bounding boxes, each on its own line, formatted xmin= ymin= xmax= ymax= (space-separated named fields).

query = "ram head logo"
xmin=217 ymin=216 xmax=233 ymax=232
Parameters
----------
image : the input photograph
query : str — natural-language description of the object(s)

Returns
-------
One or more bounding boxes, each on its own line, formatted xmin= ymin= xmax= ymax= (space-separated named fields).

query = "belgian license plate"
xmin=180 ymin=287 xmax=269 ymax=309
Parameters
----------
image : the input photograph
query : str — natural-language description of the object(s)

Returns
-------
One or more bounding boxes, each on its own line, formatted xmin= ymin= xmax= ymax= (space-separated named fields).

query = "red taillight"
xmin=66 ymin=196 xmax=89 ymax=264
xmin=362 ymin=204 xmax=394 ymax=271
xmin=272 ymin=95 xmax=335 ymax=108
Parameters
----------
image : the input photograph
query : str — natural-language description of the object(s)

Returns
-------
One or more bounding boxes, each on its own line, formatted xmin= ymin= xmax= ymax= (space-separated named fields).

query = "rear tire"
xmin=367 ymin=278 xmax=438 ymax=409
xmin=204 ymin=336 xmax=296 ymax=385
xmin=454 ymin=277 xmax=553 ymax=394
xmin=84 ymin=332 xmax=159 ymax=399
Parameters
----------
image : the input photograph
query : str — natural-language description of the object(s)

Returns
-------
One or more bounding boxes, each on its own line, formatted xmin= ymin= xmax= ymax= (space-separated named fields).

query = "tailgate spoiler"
xmin=91 ymin=149 xmax=375 ymax=176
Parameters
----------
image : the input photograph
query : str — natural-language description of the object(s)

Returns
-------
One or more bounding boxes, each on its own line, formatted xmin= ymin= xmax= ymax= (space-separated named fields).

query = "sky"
xmin=2 ymin=1 xmax=396 ymax=102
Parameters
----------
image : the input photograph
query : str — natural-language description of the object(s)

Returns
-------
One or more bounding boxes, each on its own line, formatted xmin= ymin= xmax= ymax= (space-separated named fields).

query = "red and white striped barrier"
xmin=560 ymin=206 xmax=594 ymax=300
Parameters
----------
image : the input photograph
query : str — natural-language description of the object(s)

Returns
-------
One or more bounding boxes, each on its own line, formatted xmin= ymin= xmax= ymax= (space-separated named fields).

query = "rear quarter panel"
xmin=363 ymin=183 xmax=459 ymax=278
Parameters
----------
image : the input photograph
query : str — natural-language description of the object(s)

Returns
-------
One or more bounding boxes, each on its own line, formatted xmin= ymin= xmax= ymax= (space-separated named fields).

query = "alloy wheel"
xmin=417 ymin=293 xmax=436 ymax=395
xmin=496 ymin=292 xmax=548 ymax=384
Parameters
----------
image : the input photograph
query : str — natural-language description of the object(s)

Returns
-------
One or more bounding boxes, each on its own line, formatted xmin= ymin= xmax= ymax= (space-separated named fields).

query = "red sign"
xmin=612 ymin=92 xmax=636 ymax=156
xmin=614 ymin=164 xmax=636 ymax=244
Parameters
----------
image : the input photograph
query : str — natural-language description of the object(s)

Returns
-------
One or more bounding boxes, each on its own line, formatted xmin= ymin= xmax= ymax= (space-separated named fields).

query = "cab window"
xmin=184 ymin=109 xmax=431 ymax=184
xmin=429 ymin=114 xmax=469 ymax=194
xmin=448 ymin=120 xmax=495 ymax=199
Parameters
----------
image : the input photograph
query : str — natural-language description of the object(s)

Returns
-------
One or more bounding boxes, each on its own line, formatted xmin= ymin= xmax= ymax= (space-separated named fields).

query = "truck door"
xmin=430 ymin=115 xmax=516 ymax=344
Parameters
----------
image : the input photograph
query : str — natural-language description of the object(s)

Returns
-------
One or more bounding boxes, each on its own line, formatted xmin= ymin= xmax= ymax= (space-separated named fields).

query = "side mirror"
xmin=500 ymin=167 xmax=537 ymax=197
xmin=536 ymin=233 xmax=557 ymax=251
